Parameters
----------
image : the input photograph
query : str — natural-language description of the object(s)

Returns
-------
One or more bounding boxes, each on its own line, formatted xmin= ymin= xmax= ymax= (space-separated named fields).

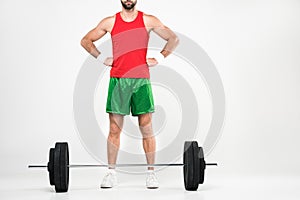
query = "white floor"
xmin=1 ymin=168 xmax=299 ymax=200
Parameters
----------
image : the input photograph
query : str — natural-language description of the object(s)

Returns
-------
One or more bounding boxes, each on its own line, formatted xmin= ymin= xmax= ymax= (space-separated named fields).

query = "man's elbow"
xmin=80 ymin=37 xmax=88 ymax=48
xmin=174 ymin=35 xmax=180 ymax=47
xmin=81 ymin=36 xmax=93 ymax=49
xmin=169 ymin=34 xmax=179 ymax=49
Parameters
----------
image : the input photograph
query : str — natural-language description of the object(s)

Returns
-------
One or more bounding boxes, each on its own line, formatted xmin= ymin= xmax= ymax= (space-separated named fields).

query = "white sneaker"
xmin=146 ymin=170 xmax=159 ymax=189
xmin=100 ymin=169 xmax=118 ymax=188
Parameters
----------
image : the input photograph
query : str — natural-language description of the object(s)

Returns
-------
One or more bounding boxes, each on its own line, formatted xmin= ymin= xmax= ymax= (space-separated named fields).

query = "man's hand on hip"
xmin=97 ymin=54 xmax=113 ymax=66
xmin=147 ymin=52 xmax=165 ymax=67
xmin=146 ymin=58 xmax=158 ymax=67
xmin=103 ymin=57 xmax=113 ymax=66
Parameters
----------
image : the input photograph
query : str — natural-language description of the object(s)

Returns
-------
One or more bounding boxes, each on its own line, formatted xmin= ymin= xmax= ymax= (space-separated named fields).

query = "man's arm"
xmin=80 ymin=16 xmax=114 ymax=59
xmin=145 ymin=15 xmax=179 ymax=58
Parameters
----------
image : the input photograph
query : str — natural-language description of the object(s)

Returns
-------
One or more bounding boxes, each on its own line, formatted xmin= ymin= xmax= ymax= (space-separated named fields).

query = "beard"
xmin=121 ymin=0 xmax=137 ymax=10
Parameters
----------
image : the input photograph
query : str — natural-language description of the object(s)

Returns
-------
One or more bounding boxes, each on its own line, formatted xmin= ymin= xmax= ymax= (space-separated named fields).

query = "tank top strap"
xmin=115 ymin=12 xmax=121 ymax=22
xmin=116 ymin=12 xmax=121 ymax=19
xmin=138 ymin=11 xmax=144 ymax=23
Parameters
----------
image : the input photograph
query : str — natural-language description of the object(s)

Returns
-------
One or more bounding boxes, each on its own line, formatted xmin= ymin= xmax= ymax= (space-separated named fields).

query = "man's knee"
xmin=138 ymin=113 xmax=152 ymax=126
xmin=109 ymin=123 xmax=122 ymax=138
xmin=109 ymin=114 xmax=123 ymax=138
xmin=138 ymin=113 xmax=153 ymax=138
xmin=140 ymin=125 xmax=153 ymax=138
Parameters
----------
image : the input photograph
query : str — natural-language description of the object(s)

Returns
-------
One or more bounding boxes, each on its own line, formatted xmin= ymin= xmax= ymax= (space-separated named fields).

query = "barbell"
xmin=28 ymin=141 xmax=217 ymax=192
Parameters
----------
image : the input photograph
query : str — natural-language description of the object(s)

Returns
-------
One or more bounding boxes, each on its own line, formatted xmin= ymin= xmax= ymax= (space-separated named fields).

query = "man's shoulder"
xmin=102 ymin=15 xmax=116 ymax=23
xmin=98 ymin=15 xmax=116 ymax=28
xmin=142 ymin=12 xmax=157 ymax=20
xmin=142 ymin=13 xmax=160 ymax=26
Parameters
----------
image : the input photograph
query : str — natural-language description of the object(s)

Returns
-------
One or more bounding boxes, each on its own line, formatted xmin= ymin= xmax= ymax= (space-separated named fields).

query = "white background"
xmin=1 ymin=0 xmax=300 ymax=198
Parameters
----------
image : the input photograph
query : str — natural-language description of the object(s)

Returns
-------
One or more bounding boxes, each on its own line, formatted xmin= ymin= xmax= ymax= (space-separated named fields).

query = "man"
xmin=81 ymin=0 xmax=179 ymax=189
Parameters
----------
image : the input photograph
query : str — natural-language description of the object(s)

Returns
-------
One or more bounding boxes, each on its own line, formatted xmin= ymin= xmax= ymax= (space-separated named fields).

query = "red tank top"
xmin=110 ymin=11 xmax=150 ymax=78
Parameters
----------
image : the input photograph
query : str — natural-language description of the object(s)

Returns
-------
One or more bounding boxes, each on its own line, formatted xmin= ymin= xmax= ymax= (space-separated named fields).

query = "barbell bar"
xmin=28 ymin=141 xmax=217 ymax=192
xmin=29 ymin=163 xmax=217 ymax=168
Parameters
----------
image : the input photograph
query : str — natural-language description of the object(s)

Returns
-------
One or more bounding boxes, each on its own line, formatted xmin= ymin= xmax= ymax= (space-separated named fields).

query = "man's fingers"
xmin=103 ymin=57 xmax=113 ymax=66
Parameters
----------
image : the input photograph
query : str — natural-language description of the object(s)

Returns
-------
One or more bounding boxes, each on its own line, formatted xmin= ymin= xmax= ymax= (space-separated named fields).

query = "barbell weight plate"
xmin=47 ymin=148 xmax=55 ymax=186
xmin=183 ymin=141 xmax=199 ymax=191
xmin=193 ymin=142 xmax=200 ymax=185
xmin=54 ymin=142 xmax=69 ymax=193
xmin=199 ymin=146 xmax=205 ymax=184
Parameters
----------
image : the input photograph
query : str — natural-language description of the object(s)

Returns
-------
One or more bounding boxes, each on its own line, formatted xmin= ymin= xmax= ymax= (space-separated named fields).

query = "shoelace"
xmin=103 ymin=172 xmax=114 ymax=182
xmin=147 ymin=173 xmax=157 ymax=183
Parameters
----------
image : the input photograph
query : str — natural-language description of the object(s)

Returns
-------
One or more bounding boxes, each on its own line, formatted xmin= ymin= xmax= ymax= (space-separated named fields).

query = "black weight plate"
xmin=183 ymin=141 xmax=199 ymax=191
xmin=54 ymin=142 xmax=69 ymax=193
xmin=47 ymin=148 xmax=55 ymax=186
xmin=198 ymin=147 xmax=205 ymax=184
xmin=192 ymin=142 xmax=200 ymax=185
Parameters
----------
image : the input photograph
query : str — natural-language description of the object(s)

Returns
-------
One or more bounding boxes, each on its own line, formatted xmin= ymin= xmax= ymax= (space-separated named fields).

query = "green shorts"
xmin=106 ymin=77 xmax=155 ymax=116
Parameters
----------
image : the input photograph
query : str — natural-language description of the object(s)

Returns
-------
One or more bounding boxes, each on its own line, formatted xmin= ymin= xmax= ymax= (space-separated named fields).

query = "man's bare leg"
xmin=100 ymin=113 xmax=124 ymax=188
xmin=138 ymin=113 xmax=156 ymax=170
xmin=107 ymin=113 xmax=124 ymax=168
